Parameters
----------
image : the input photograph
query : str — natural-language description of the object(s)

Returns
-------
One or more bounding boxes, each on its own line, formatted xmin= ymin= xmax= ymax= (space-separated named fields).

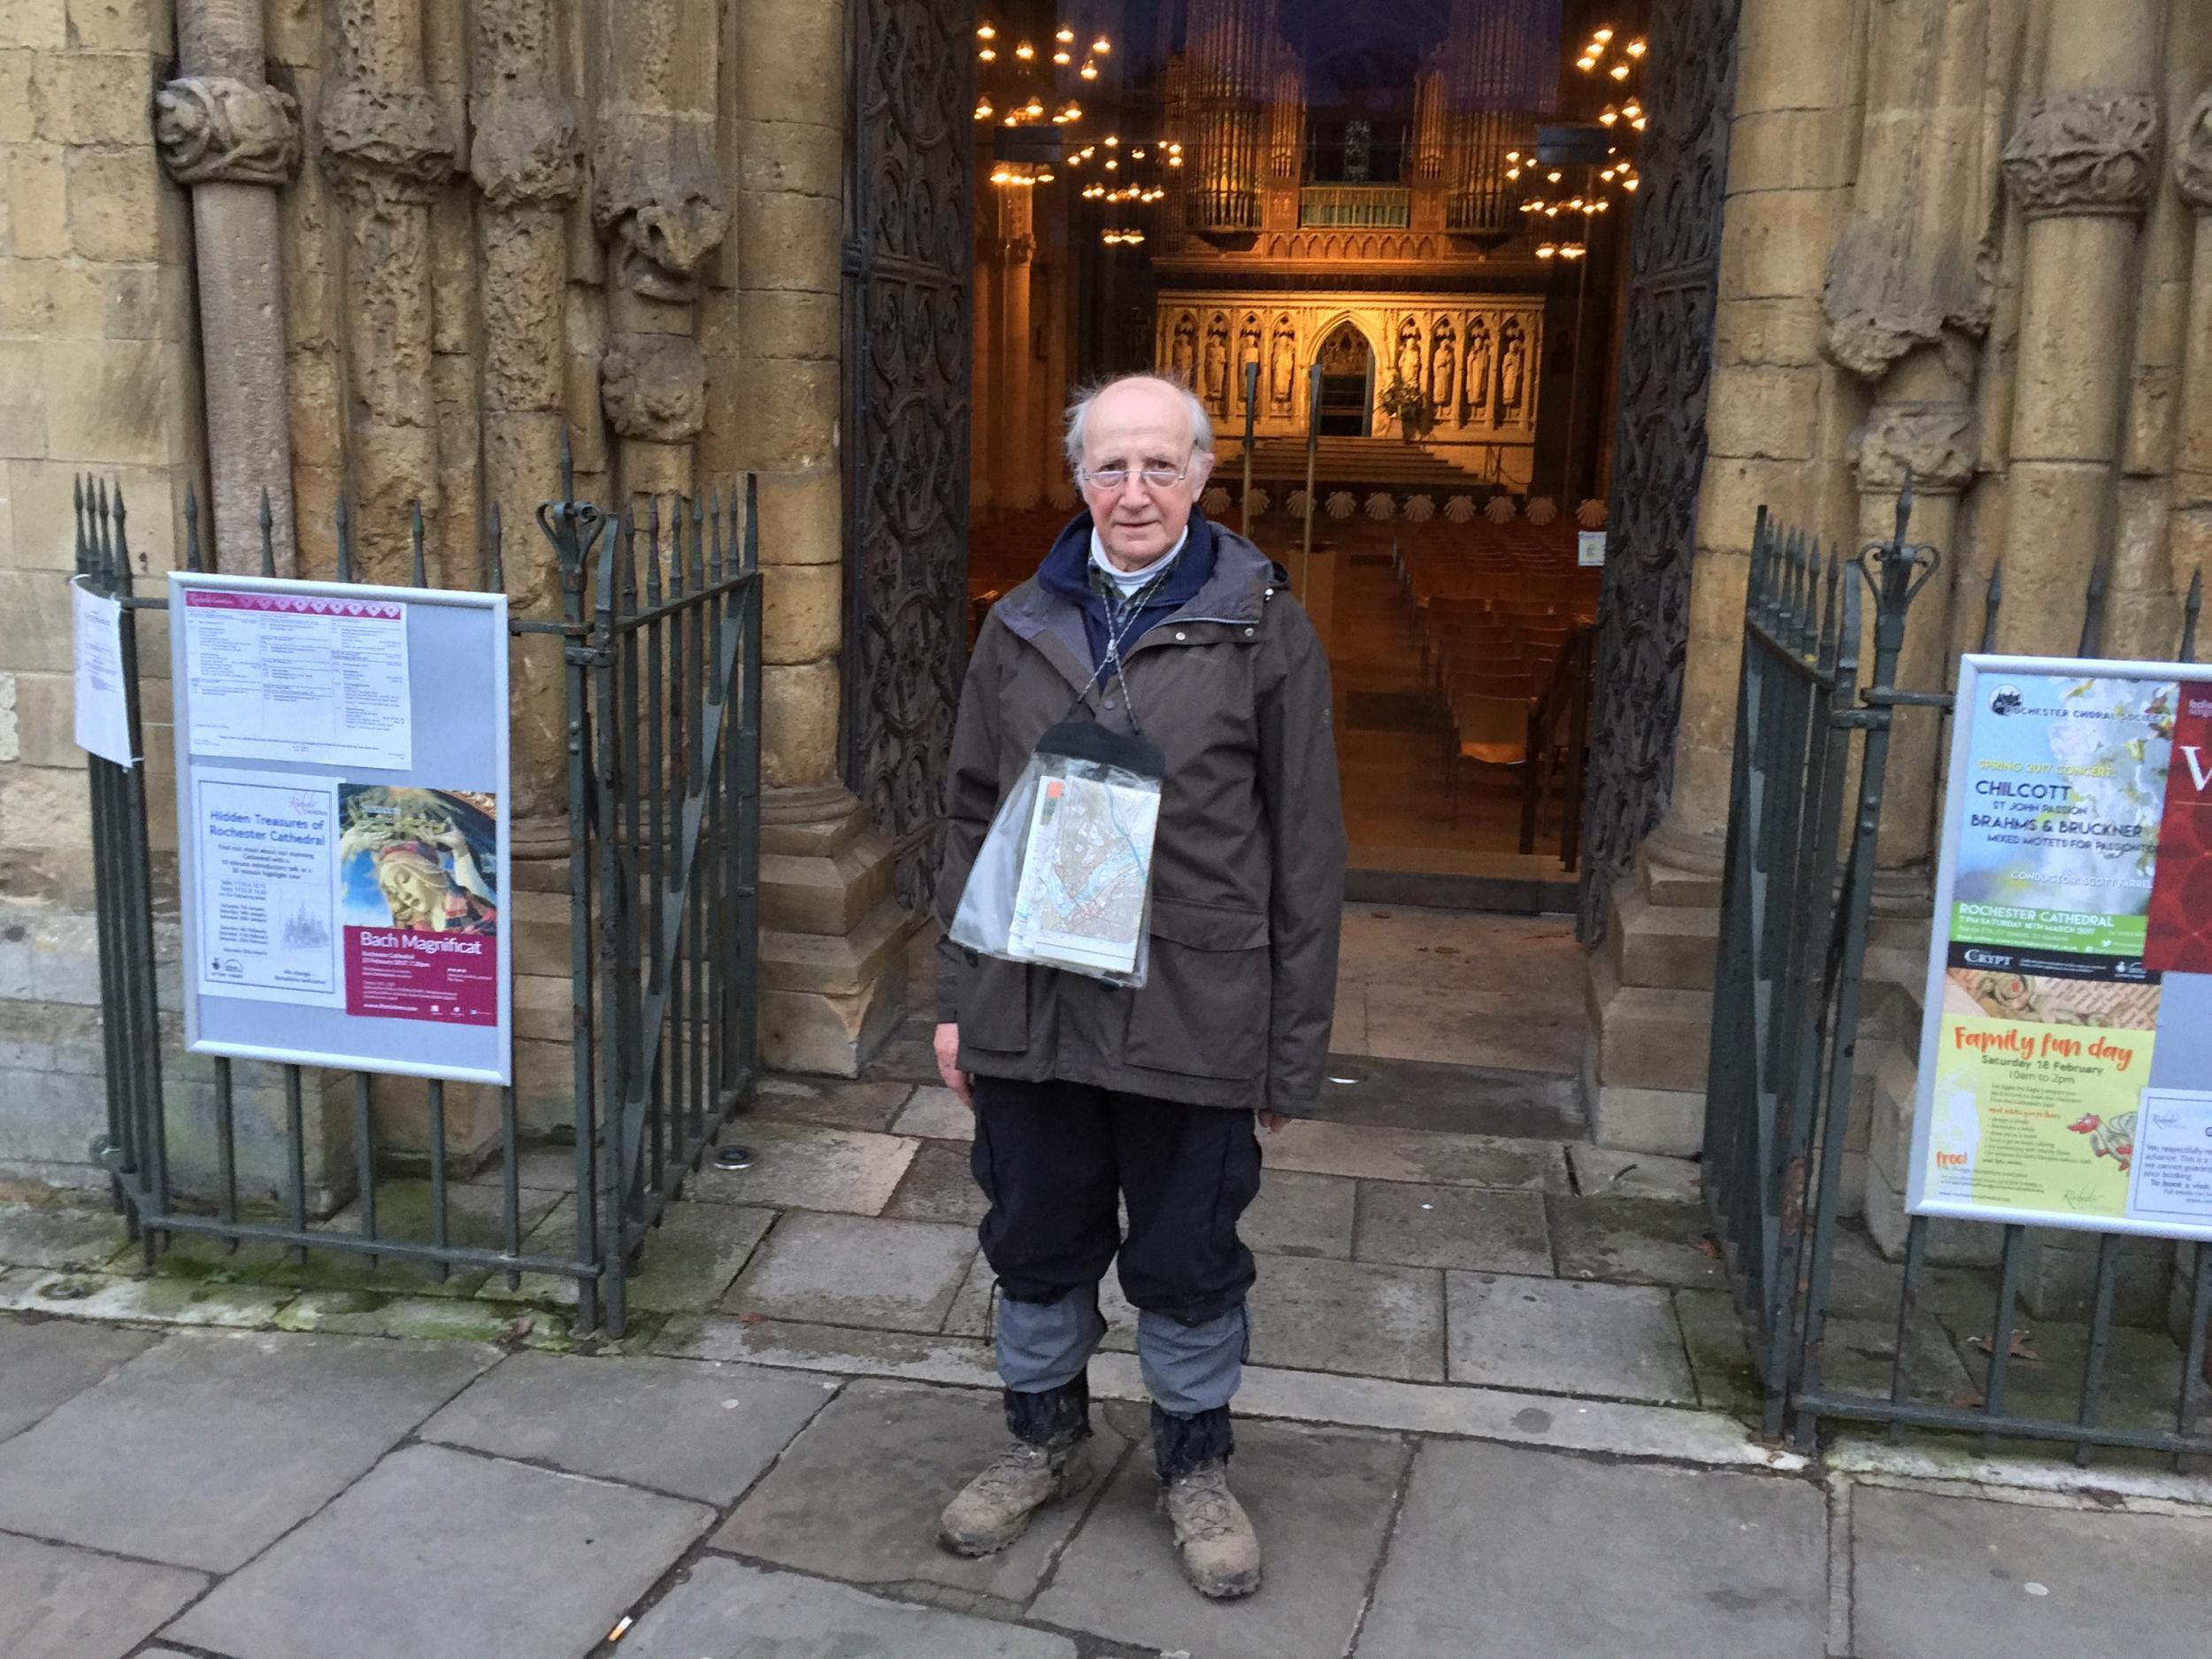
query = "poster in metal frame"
xmin=1908 ymin=654 xmax=2212 ymax=1243
xmin=169 ymin=572 xmax=512 ymax=1086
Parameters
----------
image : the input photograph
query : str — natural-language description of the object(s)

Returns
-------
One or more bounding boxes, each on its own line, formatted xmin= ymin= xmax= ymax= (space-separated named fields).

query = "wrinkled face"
xmin=1078 ymin=378 xmax=1214 ymax=569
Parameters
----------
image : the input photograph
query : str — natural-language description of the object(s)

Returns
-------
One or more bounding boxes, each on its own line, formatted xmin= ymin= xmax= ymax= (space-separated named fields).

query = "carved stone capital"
xmin=2001 ymin=90 xmax=2161 ymax=220
xmin=2176 ymin=87 xmax=2212 ymax=213
xmin=155 ymin=76 xmax=302 ymax=186
xmin=319 ymin=80 xmax=458 ymax=204
xmin=601 ymin=335 xmax=707 ymax=443
xmin=469 ymin=88 xmax=583 ymax=210
xmin=1852 ymin=402 xmax=1978 ymax=493
xmin=594 ymin=112 xmax=728 ymax=303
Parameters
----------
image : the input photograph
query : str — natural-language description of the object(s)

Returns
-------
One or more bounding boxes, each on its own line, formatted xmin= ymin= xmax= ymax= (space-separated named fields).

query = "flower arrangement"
xmin=1377 ymin=375 xmax=1431 ymax=432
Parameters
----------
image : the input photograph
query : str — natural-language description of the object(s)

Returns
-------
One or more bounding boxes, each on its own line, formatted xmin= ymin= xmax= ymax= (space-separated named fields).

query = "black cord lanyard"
xmin=1060 ymin=562 xmax=1171 ymax=739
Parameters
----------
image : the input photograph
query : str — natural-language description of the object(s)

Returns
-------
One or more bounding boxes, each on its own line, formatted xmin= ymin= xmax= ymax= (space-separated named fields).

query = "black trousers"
xmin=970 ymin=1073 xmax=1263 ymax=1325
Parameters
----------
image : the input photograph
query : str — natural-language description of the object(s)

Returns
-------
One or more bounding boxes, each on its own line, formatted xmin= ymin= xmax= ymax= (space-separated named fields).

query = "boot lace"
xmin=969 ymin=1439 xmax=1049 ymax=1499
xmin=1168 ymin=1463 xmax=1238 ymax=1540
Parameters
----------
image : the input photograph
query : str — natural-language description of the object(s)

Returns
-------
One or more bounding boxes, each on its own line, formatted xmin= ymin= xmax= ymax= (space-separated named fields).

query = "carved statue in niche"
xmin=1202 ymin=313 xmax=1231 ymax=407
xmin=1238 ymin=314 xmax=1263 ymax=406
xmin=1394 ymin=318 xmax=1422 ymax=392
xmin=1171 ymin=312 xmax=1199 ymax=388
xmin=1429 ymin=320 xmax=1456 ymax=417
xmin=1270 ymin=315 xmax=1296 ymax=408
xmin=1463 ymin=317 xmax=1493 ymax=423
xmin=1498 ymin=319 xmax=1526 ymax=418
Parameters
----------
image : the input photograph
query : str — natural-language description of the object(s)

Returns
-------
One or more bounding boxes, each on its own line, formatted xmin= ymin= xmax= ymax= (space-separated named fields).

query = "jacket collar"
xmin=1001 ymin=505 xmax=1274 ymax=650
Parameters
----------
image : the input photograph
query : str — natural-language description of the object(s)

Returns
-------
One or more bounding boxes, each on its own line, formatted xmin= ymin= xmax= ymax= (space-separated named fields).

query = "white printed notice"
xmin=1005 ymin=771 xmax=1160 ymax=976
xmin=2128 ymin=1090 xmax=2212 ymax=1228
xmin=182 ymin=588 xmax=412 ymax=771
xmin=71 ymin=576 xmax=134 ymax=765
xmin=193 ymin=769 xmax=343 ymax=1008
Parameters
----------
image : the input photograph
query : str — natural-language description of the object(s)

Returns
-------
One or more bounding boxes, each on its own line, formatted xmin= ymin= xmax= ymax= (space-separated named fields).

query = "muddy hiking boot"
xmin=1154 ymin=1404 xmax=1262 ymax=1599
xmin=938 ymin=1378 xmax=1094 ymax=1557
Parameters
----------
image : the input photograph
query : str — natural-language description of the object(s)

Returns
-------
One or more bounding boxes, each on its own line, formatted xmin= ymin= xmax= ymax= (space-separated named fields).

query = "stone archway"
xmin=1315 ymin=319 xmax=1377 ymax=436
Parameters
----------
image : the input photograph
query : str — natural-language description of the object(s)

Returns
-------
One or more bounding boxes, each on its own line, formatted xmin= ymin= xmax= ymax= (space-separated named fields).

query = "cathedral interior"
xmin=964 ymin=0 xmax=1640 ymax=885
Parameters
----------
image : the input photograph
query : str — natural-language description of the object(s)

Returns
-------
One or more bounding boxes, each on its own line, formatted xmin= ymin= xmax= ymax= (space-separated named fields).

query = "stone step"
xmin=1602 ymin=879 xmax=1718 ymax=993
xmin=1584 ymin=948 xmax=1713 ymax=1099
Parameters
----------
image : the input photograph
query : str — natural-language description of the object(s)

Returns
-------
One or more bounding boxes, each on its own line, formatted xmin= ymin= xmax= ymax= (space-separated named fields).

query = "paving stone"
xmin=687 ymin=1121 xmax=918 ymax=1215
xmin=1302 ymin=1051 xmax=1585 ymax=1141
xmin=0 ymin=1329 xmax=494 ymax=1572
xmin=1853 ymin=1486 xmax=2212 ymax=1659
xmin=1245 ymin=1168 xmax=1356 ymax=1258
xmin=1248 ymin=1256 xmax=1446 ymax=1381
xmin=1815 ymin=1313 xmax=1977 ymax=1402
xmin=620 ymin=1555 xmax=1079 ymax=1658
xmin=422 ymin=1350 xmax=835 ymax=1504
xmin=0 ymin=1202 xmax=129 ymax=1271
xmin=1263 ymin=1117 xmax=1571 ymax=1192
xmin=1674 ymin=1287 xmax=1763 ymax=1417
xmin=722 ymin=1212 xmax=975 ymax=1333
xmin=0 ymin=1271 xmax=294 ymax=1328
xmin=1355 ymin=1440 xmax=1825 ymax=1657
xmin=1568 ymin=1142 xmax=1703 ymax=1203
xmin=166 ymin=1442 xmax=712 ymax=1659
xmin=485 ymin=1195 xmax=774 ymax=1313
xmin=752 ymin=1074 xmax=916 ymax=1132
xmin=890 ymin=1085 xmax=974 ymax=1141
xmin=1354 ymin=1180 xmax=1552 ymax=1274
xmin=715 ymin=1378 xmax=1129 ymax=1603
xmin=657 ymin=1314 xmax=999 ymax=1389
xmin=1547 ymin=1194 xmax=1730 ymax=1289
xmin=137 ymin=1181 xmax=566 ymax=1299
xmin=1032 ymin=1420 xmax=1408 ymax=1659
xmin=0 ymin=1531 xmax=205 ymax=1659
xmin=464 ymin=1143 xmax=582 ymax=1192
xmin=273 ymin=1290 xmax=572 ymax=1348
xmin=0 ymin=1315 xmax=157 ymax=1442
xmin=883 ymin=1138 xmax=988 ymax=1226
xmin=1446 ymin=1272 xmax=1695 ymax=1403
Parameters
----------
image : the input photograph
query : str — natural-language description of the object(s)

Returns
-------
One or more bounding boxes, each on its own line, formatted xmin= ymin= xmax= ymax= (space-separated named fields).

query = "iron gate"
xmin=1706 ymin=484 xmax=2212 ymax=1461
xmin=1576 ymin=0 xmax=1744 ymax=941
xmin=75 ymin=457 xmax=761 ymax=1338
xmin=840 ymin=0 xmax=974 ymax=911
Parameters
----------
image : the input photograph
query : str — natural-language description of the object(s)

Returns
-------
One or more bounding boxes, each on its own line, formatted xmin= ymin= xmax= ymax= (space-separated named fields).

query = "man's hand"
xmin=933 ymin=1022 xmax=972 ymax=1108
xmin=1259 ymin=1111 xmax=1290 ymax=1133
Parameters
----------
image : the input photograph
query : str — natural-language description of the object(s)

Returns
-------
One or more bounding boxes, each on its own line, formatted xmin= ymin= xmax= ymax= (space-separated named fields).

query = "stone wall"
xmin=0 ymin=0 xmax=897 ymax=1197
xmin=1588 ymin=0 xmax=2212 ymax=1316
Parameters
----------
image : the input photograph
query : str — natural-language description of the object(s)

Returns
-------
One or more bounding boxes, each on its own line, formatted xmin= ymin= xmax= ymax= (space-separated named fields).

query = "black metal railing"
xmin=1705 ymin=482 xmax=2212 ymax=1463
xmin=74 ymin=451 xmax=760 ymax=1338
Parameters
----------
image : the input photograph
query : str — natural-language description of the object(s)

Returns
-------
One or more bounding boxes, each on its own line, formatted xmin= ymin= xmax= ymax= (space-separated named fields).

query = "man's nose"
xmin=1115 ymin=472 xmax=1149 ymax=507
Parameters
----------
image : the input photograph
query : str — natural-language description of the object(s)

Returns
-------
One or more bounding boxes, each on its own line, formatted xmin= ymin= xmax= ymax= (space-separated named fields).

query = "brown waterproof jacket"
xmin=933 ymin=524 xmax=1347 ymax=1115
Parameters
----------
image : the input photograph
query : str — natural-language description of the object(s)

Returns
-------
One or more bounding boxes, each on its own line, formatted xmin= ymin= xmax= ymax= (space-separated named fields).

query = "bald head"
xmin=1065 ymin=374 xmax=1217 ymax=571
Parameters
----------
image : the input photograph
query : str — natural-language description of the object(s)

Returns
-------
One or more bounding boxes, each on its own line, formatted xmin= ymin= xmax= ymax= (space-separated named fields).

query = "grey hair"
xmin=1063 ymin=373 xmax=1214 ymax=472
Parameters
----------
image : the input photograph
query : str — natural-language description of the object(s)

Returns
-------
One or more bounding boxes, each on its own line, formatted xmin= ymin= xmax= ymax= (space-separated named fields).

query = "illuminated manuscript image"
xmin=337 ymin=785 xmax=502 ymax=1025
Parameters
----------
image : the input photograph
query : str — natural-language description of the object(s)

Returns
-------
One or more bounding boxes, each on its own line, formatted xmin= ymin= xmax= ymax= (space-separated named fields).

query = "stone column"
xmin=994 ymin=187 xmax=1039 ymax=511
xmin=1992 ymin=6 xmax=2162 ymax=655
xmin=157 ymin=0 xmax=303 ymax=573
xmin=2161 ymin=88 xmax=2212 ymax=626
xmin=1820 ymin=0 xmax=2003 ymax=876
xmin=710 ymin=0 xmax=909 ymax=1075
xmin=468 ymin=0 xmax=583 ymax=835
xmin=594 ymin=0 xmax=726 ymax=503
xmin=319 ymin=0 xmax=457 ymax=581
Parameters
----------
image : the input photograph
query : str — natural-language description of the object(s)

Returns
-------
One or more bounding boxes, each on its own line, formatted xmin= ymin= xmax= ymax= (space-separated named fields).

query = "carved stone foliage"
xmin=595 ymin=114 xmax=730 ymax=301
xmin=319 ymin=80 xmax=457 ymax=202
xmin=1853 ymin=402 xmax=1978 ymax=493
xmin=2001 ymin=90 xmax=2162 ymax=220
xmin=154 ymin=76 xmax=302 ymax=186
xmin=470 ymin=88 xmax=583 ymax=209
xmin=1578 ymin=0 xmax=1744 ymax=942
xmin=842 ymin=0 xmax=972 ymax=910
xmin=2177 ymin=87 xmax=2212 ymax=213
xmin=601 ymin=335 xmax=708 ymax=442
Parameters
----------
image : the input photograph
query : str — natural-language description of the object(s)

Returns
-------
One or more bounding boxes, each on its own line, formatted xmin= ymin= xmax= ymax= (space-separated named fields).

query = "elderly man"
xmin=932 ymin=373 xmax=1346 ymax=1598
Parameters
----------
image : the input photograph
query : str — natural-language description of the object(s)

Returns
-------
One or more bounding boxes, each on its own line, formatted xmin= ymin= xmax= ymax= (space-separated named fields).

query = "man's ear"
xmin=1192 ymin=452 xmax=1217 ymax=488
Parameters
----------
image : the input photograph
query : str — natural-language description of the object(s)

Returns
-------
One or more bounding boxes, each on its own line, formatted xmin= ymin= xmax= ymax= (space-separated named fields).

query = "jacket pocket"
xmin=1124 ymin=899 xmax=1270 ymax=1080
xmin=963 ymin=955 xmax=1031 ymax=1052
